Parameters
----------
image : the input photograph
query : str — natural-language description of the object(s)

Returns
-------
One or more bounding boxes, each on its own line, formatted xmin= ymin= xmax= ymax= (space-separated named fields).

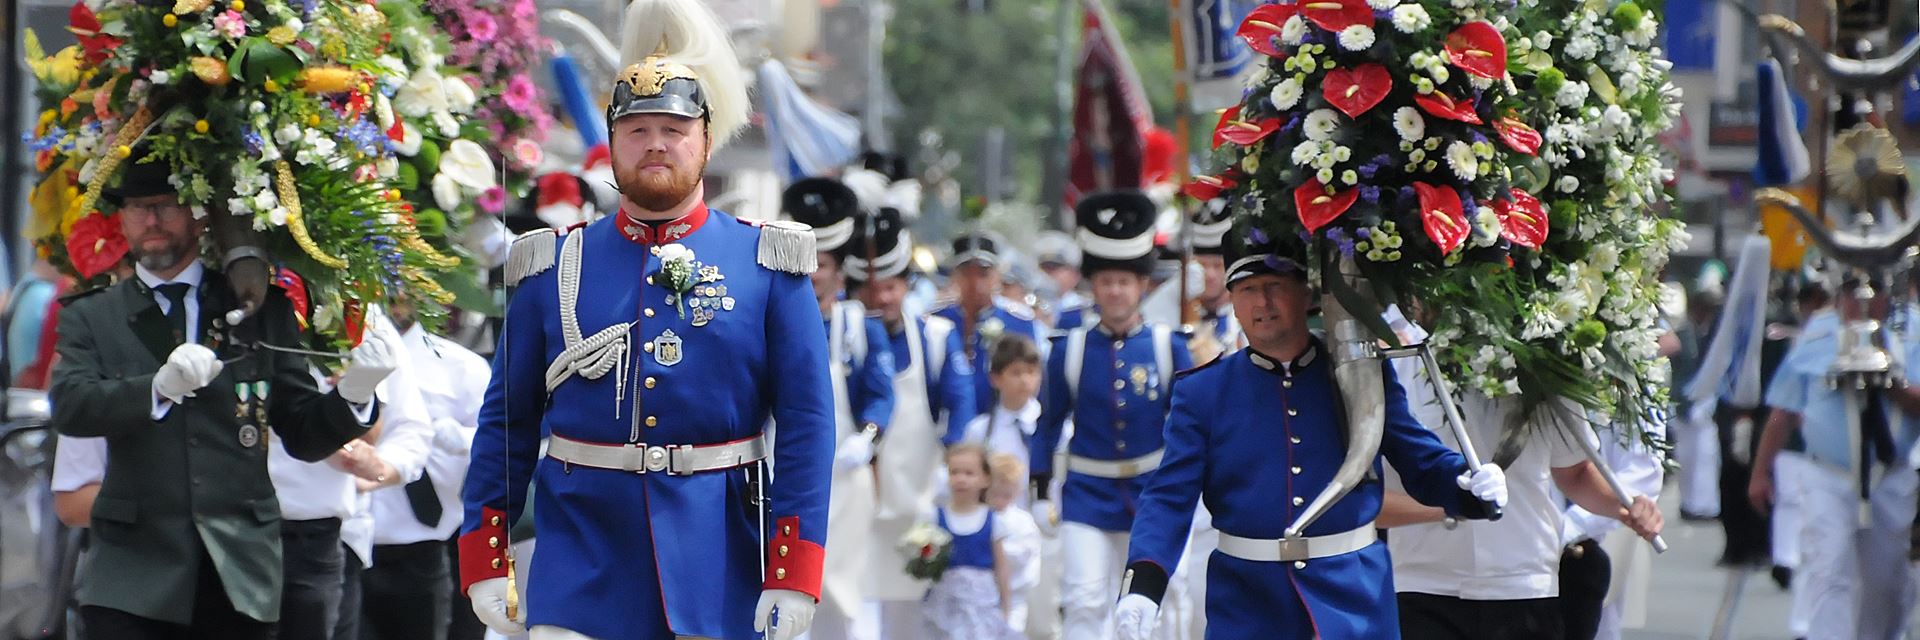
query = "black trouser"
xmin=1557 ymin=539 xmax=1612 ymax=640
xmin=446 ymin=536 xmax=485 ymax=640
xmin=1398 ymin=592 xmax=1564 ymax=640
xmin=278 ymin=518 xmax=345 ymax=640
xmin=360 ymin=540 xmax=452 ymax=640
xmin=335 ymin=545 xmax=364 ymax=640
xmin=1717 ymin=403 xmax=1773 ymax=566
xmin=81 ymin=551 xmax=276 ymax=640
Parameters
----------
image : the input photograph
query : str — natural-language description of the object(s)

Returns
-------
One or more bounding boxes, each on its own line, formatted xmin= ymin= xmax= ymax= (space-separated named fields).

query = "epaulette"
xmin=504 ymin=228 xmax=557 ymax=287
xmin=744 ymin=218 xmax=817 ymax=275
xmin=1174 ymin=353 xmax=1227 ymax=380
xmin=57 ymin=285 xmax=109 ymax=307
xmin=1002 ymin=301 xmax=1036 ymax=322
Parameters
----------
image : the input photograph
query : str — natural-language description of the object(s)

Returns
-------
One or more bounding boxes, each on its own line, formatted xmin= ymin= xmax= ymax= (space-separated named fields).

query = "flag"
xmin=1754 ymin=59 xmax=1811 ymax=187
xmin=1182 ymin=0 xmax=1257 ymax=113
xmin=1662 ymin=0 xmax=1715 ymax=70
xmin=757 ymin=59 xmax=864 ymax=184
xmin=1066 ymin=0 xmax=1154 ymax=207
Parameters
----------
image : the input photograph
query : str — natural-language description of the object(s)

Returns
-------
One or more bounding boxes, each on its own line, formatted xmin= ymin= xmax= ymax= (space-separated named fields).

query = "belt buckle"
xmin=1116 ymin=461 xmax=1138 ymax=476
xmin=1278 ymin=536 xmax=1309 ymax=562
xmin=643 ymin=445 xmax=670 ymax=474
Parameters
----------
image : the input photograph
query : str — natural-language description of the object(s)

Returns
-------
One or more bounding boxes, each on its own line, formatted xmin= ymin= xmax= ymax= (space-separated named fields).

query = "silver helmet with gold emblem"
xmin=611 ymin=0 xmax=750 ymax=147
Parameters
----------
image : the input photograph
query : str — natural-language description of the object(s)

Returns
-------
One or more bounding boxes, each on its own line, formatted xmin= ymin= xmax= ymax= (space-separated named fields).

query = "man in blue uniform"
xmin=457 ymin=2 xmax=834 ymax=638
xmin=933 ymin=233 xmax=1046 ymax=416
xmin=1029 ymin=191 xmax=1195 ymax=640
xmin=1112 ymin=230 xmax=1508 ymax=640
xmin=782 ymin=175 xmax=894 ymax=640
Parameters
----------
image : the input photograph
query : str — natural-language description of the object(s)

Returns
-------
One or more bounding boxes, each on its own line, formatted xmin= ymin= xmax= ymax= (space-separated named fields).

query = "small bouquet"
xmin=898 ymin=521 xmax=954 ymax=582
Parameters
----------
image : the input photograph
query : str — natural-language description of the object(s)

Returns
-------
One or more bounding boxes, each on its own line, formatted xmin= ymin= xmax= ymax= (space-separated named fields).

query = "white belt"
xmin=1216 ymin=526 xmax=1376 ymax=562
xmin=547 ymin=433 xmax=768 ymax=475
xmin=1066 ymin=450 xmax=1164 ymax=479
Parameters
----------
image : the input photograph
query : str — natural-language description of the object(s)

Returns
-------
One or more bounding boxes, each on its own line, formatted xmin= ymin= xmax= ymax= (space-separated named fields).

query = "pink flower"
xmin=502 ymin=74 xmax=539 ymax=116
xmin=213 ymin=10 xmax=246 ymax=38
xmin=465 ymin=12 xmax=498 ymax=42
xmin=477 ymin=186 xmax=507 ymax=214
xmin=510 ymin=0 xmax=534 ymax=20
xmin=510 ymin=138 xmax=543 ymax=169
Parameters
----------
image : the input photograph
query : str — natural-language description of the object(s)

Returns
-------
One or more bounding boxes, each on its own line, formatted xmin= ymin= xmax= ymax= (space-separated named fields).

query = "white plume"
xmin=618 ymin=0 xmax=751 ymax=147
xmin=841 ymin=169 xmax=891 ymax=214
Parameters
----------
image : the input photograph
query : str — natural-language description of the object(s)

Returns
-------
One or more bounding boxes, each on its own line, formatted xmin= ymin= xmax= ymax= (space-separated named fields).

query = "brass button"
xmin=645 ymin=276 xmax=655 ymax=285
xmin=646 ymin=416 xmax=658 ymax=427
xmin=1116 ymin=421 xmax=1127 ymax=430
xmin=645 ymin=377 xmax=657 ymax=389
xmin=645 ymin=308 xmax=656 ymax=318
xmin=783 ymin=525 xmax=792 ymax=536
xmin=779 ymin=545 xmax=790 ymax=557
xmin=1116 ymin=441 xmax=1128 ymax=452
xmin=1112 ymin=341 xmax=1123 ymax=349
xmin=644 ymin=342 xmax=655 ymax=353
xmin=1291 ymin=466 xmax=1302 ymax=475
xmin=1117 ymin=400 xmax=1127 ymax=409
xmin=491 ymin=558 xmax=502 ymax=569
xmin=1287 ymin=409 xmax=1298 ymax=417
xmin=488 ymin=537 xmax=500 ymax=549
xmin=776 ymin=568 xmax=787 ymax=580
xmin=1294 ymin=561 xmax=1307 ymax=569
xmin=1290 ymin=436 xmax=1302 ymax=445
xmin=1292 ymin=497 xmax=1304 ymax=506
xmin=1113 ymin=380 xmax=1126 ymax=391
xmin=1283 ymin=380 xmax=1293 ymax=389
xmin=490 ymin=515 xmax=502 ymax=526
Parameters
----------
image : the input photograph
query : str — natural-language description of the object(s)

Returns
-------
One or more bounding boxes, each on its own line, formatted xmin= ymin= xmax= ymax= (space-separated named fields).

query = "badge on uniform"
xmin=238 ymin=424 xmax=260 ymax=448
xmin=234 ymin=381 xmax=269 ymax=447
xmin=652 ymin=330 xmax=684 ymax=366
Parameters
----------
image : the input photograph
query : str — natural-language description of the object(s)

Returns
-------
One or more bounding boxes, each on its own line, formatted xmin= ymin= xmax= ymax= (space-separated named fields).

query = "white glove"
xmin=1032 ymin=500 xmax=1060 ymax=537
xmin=468 ymin=577 xmax=526 ymax=635
xmin=1457 ymin=463 xmax=1508 ymax=509
xmin=154 ymin=344 xmax=223 ymax=403
xmin=335 ymin=327 xmax=398 ymax=405
xmin=753 ymin=588 xmax=816 ymax=640
xmin=1113 ymin=594 xmax=1160 ymax=640
xmin=834 ymin=431 xmax=876 ymax=472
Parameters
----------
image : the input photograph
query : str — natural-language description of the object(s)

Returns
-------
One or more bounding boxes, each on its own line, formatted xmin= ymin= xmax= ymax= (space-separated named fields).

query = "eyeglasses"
xmin=120 ymin=203 xmax=192 ymax=222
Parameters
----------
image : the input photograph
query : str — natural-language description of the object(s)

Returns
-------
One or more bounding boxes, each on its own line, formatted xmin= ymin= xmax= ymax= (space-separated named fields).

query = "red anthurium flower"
xmin=1494 ymin=116 xmax=1542 ymax=155
xmin=272 ymin=267 xmax=313 ymax=330
xmin=1184 ymin=173 xmax=1240 ymax=201
xmin=66 ymin=212 xmax=128 ymax=279
xmin=1414 ymin=91 xmax=1482 ymax=124
xmin=1300 ymin=0 xmax=1372 ymax=33
xmin=1493 ymin=189 xmax=1548 ymax=248
xmin=1219 ymin=114 xmax=1282 ymax=147
xmin=1444 ymin=21 xmax=1508 ymax=79
xmin=1237 ymin=4 xmax=1298 ymax=58
xmin=1413 ymin=182 xmax=1470 ymax=255
xmin=343 ymin=299 xmax=367 ymax=347
xmin=1322 ymin=64 xmax=1392 ymax=118
xmin=68 ymin=2 xmax=122 ymax=65
xmin=1294 ymin=180 xmax=1359 ymax=233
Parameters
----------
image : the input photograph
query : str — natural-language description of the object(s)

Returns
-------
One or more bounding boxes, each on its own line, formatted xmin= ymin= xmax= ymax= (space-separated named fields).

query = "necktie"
xmin=404 ymin=470 xmax=443 ymax=526
xmin=155 ymin=283 xmax=192 ymax=345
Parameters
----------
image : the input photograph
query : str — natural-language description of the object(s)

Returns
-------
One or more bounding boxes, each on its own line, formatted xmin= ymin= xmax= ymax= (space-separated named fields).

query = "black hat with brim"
xmin=1075 ymin=190 xmax=1158 ymax=277
xmin=783 ymin=178 xmax=862 ymax=256
xmin=102 ymin=152 xmax=176 ymax=205
xmin=1223 ymin=226 xmax=1308 ymax=287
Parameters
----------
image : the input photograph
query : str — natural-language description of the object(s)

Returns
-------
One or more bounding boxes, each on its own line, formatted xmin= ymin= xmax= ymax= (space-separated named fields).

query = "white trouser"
xmin=1061 ymin=522 xmax=1129 ymax=640
xmin=1798 ymin=461 xmax=1918 ymax=640
xmin=1771 ymin=452 xmax=1813 ymax=638
xmin=802 ymin=602 xmax=870 ymax=640
xmin=1676 ymin=410 xmax=1721 ymax=516
xmin=870 ymin=599 xmax=925 ymax=640
xmin=529 ymin=628 xmax=594 ymax=640
xmin=1027 ymin=532 xmax=1063 ymax=639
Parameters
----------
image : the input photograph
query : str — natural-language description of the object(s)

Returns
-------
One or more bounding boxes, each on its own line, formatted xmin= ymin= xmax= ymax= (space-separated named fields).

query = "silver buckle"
xmin=1116 ymin=461 xmax=1139 ymax=476
xmin=1277 ymin=537 xmax=1309 ymax=562
xmin=664 ymin=444 xmax=689 ymax=476
xmin=643 ymin=445 xmax=670 ymax=473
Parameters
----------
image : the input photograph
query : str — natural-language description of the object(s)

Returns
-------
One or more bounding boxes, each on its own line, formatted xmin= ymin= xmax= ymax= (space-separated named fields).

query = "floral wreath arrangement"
xmin=1193 ymin=0 xmax=1683 ymax=436
xmin=421 ymin=0 xmax=550 ymax=197
xmin=23 ymin=0 xmax=493 ymax=348
xmin=898 ymin=520 xmax=955 ymax=582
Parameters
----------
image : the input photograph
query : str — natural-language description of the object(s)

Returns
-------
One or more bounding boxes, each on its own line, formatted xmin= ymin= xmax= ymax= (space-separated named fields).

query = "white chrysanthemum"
xmin=1316 ymin=167 xmax=1336 ymax=184
xmin=1394 ymin=107 xmax=1424 ymax=142
xmin=1446 ymin=141 xmax=1478 ymax=181
xmin=1471 ymin=206 xmax=1501 ymax=247
xmin=1627 ymin=17 xmax=1659 ymax=46
xmin=1367 ymin=0 xmax=1399 ymax=9
xmin=1244 ymin=66 xmax=1272 ymax=90
xmin=1469 ymin=75 xmax=1494 ymax=90
xmin=1430 ymin=65 xmax=1451 ymax=85
xmin=1565 ymin=35 xmax=1600 ymax=60
xmin=1391 ymin=4 xmax=1431 ymax=33
xmin=1292 ymin=141 xmax=1319 ymax=167
xmin=1270 ymin=78 xmax=1304 ymax=110
xmin=1339 ymin=25 xmax=1376 ymax=51
xmin=1557 ymin=175 xmax=1580 ymax=193
xmin=1280 ymin=15 xmax=1307 ymax=45
xmin=1303 ymin=109 xmax=1342 ymax=142
xmin=1555 ymin=81 xmax=1591 ymax=108
xmin=1332 ymin=145 xmax=1353 ymax=162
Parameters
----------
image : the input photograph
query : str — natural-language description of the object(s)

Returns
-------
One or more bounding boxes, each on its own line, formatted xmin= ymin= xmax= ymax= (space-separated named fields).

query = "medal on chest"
xmin=233 ymin=380 xmax=270 ymax=448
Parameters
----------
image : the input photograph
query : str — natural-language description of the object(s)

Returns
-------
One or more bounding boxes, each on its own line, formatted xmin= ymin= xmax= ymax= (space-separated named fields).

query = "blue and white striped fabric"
xmin=756 ymin=59 xmax=862 ymax=183
xmin=1754 ymin=59 xmax=1810 ymax=187
xmin=1685 ymin=234 xmax=1772 ymax=410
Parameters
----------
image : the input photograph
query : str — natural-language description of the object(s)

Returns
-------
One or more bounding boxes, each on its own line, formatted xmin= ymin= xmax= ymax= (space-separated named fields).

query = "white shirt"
xmin=267 ymin=369 xmax=360 ymax=522
xmin=51 ymin=435 xmax=108 ymax=492
xmin=996 ymin=505 xmax=1042 ymax=591
xmin=270 ymin=335 xmax=433 ymax=529
xmin=141 ymin=261 xmax=204 ymax=420
xmin=962 ymin=399 xmax=1040 ymax=468
xmin=1559 ymin=418 xmax=1665 ymax=546
xmin=1385 ymin=360 xmax=1591 ymax=601
xmin=369 ymin=323 xmax=489 ymax=545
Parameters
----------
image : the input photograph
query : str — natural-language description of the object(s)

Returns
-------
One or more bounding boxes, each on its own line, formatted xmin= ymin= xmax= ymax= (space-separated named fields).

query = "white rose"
xmin=1446 ymin=141 xmax=1478 ymax=181
xmin=1391 ymin=4 xmax=1430 ymax=33
xmin=1280 ymin=15 xmax=1307 ymax=45
xmin=1393 ymin=107 xmax=1425 ymax=141
xmin=443 ymin=76 xmax=477 ymax=114
xmin=393 ymin=67 xmax=450 ymax=118
xmin=1557 ymin=175 xmax=1579 ymax=193
xmin=275 ymin=124 xmax=302 ymax=145
xmin=391 ymin=122 xmax=422 ymax=156
xmin=151 ymin=70 xmax=172 ymax=85
xmin=1303 ymin=109 xmax=1341 ymax=142
xmin=438 ymin=139 xmax=498 ymax=191
xmin=1532 ymin=31 xmax=1553 ymax=49
xmin=1269 ymin=78 xmax=1304 ymax=110
xmin=1338 ymin=25 xmax=1376 ymax=52
xmin=267 ymin=207 xmax=290 ymax=227
xmin=657 ymin=243 xmax=695 ymax=264
xmin=377 ymin=156 xmax=399 ymax=178
xmin=375 ymin=94 xmax=396 ymax=129
xmin=431 ymin=173 xmax=463 ymax=211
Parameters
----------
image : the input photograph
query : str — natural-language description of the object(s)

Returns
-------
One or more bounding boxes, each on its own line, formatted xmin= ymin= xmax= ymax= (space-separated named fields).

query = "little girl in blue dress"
xmin=922 ymin=444 xmax=1019 ymax=639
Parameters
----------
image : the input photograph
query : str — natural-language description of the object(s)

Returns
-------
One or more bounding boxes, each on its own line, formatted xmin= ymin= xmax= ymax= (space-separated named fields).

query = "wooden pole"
xmin=1168 ymin=0 xmax=1197 ymax=327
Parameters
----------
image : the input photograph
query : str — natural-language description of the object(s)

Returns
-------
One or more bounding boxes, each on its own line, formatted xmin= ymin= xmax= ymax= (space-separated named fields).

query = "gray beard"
xmin=135 ymin=245 xmax=189 ymax=272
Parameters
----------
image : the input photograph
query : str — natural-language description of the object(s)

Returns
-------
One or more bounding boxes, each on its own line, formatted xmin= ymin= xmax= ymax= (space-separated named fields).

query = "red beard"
xmin=614 ymin=154 xmax=706 ymax=213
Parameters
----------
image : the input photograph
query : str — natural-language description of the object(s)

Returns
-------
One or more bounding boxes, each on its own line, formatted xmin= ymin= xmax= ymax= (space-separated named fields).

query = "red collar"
xmin=618 ymin=202 xmax=710 ymax=245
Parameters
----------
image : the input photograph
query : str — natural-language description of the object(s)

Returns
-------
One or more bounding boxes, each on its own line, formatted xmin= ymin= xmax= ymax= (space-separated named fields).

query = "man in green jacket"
xmin=50 ymin=154 xmax=397 ymax=640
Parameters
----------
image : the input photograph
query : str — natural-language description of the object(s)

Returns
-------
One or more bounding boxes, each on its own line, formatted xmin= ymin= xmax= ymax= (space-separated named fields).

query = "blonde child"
xmin=923 ymin=444 xmax=1020 ymax=639
xmin=988 ymin=452 xmax=1043 ymax=635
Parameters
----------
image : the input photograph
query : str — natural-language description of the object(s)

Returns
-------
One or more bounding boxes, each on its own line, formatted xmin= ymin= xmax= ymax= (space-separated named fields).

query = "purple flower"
xmin=242 ymin=127 xmax=264 ymax=154
xmin=1356 ymin=227 xmax=1372 ymax=240
xmin=1249 ymin=228 xmax=1271 ymax=245
xmin=477 ymin=186 xmax=507 ymax=214
xmin=1360 ymin=185 xmax=1382 ymax=204
xmin=1327 ymin=228 xmax=1355 ymax=257
xmin=502 ymin=74 xmax=539 ymax=115
xmin=1265 ymin=256 xmax=1301 ymax=272
xmin=1459 ymin=190 xmax=1477 ymax=214
xmin=1469 ymin=130 xmax=1490 ymax=146
xmin=1399 ymin=186 xmax=1416 ymax=202
xmin=466 ymin=12 xmax=499 ymax=43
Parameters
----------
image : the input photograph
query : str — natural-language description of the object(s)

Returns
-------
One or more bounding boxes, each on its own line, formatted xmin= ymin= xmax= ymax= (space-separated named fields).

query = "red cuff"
xmin=458 ymin=507 xmax=511 ymax=594
xmin=762 ymin=516 xmax=824 ymax=599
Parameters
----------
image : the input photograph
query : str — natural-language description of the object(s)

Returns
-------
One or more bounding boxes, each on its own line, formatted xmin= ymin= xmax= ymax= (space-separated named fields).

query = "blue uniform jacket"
xmin=931 ymin=300 xmax=1043 ymax=416
xmin=1125 ymin=345 xmax=1485 ymax=639
xmin=885 ymin=316 xmax=978 ymax=445
xmin=459 ymin=206 xmax=835 ymax=640
xmin=831 ymin=307 xmax=896 ymax=429
xmin=1032 ymin=323 xmax=1193 ymax=532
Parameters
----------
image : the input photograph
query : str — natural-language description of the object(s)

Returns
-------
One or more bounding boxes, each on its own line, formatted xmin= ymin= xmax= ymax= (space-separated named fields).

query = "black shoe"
xmin=1771 ymin=565 xmax=1793 ymax=590
xmin=1680 ymin=510 xmax=1719 ymax=522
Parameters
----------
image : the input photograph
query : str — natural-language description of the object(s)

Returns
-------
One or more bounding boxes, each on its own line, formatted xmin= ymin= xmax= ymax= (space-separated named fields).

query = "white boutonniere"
xmin=657 ymin=244 xmax=698 ymax=318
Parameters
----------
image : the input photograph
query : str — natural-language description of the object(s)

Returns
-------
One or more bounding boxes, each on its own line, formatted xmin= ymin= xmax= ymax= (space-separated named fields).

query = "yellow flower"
xmin=263 ymin=78 xmax=281 ymax=93
xmin=306 ymin=114 xmax=320 ymax=127
xmin=229 ymin=0 xmax=243 ymax=11
xmin=173 ymin=0 xmax=210 ymax=14
xmin=163 ymin=14 xmax=178 ymax=27
xmin=194 ymin=119 xmax=209 ymax=134
xmin=299 ymin=66 xmax=357 ymax=94
xmin=115 ymin=145 xmax=132 ymax=158
xmin=266 ymin=25 xmax=296 ymax=45
xmin=190 ymin=56 xmax=231 ymax=85
xmin=38 ymin=110 xmax=55 ymax=126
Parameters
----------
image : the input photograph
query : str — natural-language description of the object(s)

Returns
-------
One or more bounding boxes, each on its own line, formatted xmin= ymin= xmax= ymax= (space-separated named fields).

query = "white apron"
xmin=823 ymin=302 xmax=877 ymax=618
xmin=868 ymin=314 xmax=943 ymax=600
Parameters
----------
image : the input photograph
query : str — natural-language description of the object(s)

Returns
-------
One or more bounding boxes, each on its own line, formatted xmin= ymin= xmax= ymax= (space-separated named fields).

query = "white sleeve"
xmin=1545 ymin=406 xmax=1598 ymax=469
xmin=51 ymin=436 xmax=109 ymax=492
xmin=371 ymin=366 xmax=435 ymax=483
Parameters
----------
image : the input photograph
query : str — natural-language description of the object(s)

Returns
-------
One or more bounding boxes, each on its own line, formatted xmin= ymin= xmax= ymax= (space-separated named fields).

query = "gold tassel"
xmin=401 ymin=233 xmax=460 ymax=269
xmin=275 ymin=160 xmax=348 ymax=269
xmin=72 ymin=105 xmax=154 ymax=223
